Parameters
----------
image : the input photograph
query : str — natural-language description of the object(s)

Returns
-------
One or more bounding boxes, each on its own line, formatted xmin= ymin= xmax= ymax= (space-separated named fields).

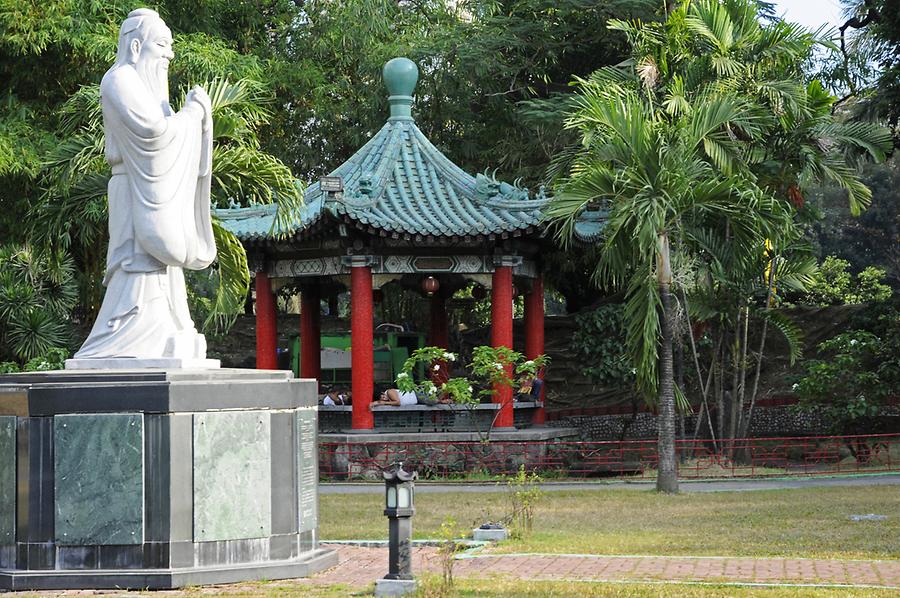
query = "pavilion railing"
xmin=318 ymin=433 xmax=900 ymax=481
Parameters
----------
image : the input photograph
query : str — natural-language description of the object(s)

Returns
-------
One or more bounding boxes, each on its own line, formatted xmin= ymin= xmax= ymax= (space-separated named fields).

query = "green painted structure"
xmin=289 ymin=331 xmax=426 ymax=387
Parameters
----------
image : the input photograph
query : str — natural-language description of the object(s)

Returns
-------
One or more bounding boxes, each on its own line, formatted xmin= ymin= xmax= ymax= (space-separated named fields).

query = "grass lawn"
xmin=320 ymin=485 xmax=899 ymax=559
xmin=151 ymin=578 xmax=899 ymax=597
xmin=425 ymin=579 xmax=900 ymax=597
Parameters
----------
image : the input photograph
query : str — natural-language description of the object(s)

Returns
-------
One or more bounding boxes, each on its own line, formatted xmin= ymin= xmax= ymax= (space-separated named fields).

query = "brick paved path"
xmin=300 ymin=544 xmax=900 ymax=590
xmin=6 ymin=544 xmax=899 ymax=595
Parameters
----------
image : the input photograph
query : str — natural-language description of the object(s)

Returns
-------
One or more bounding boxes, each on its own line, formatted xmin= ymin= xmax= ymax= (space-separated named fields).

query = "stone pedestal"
xmin=375 ymin=577 xmax=418 ymax=596
xmin=472 ymin=526 xmax=508 ymax=542
xmin=0 ymin=369 xmax=337 ymax=590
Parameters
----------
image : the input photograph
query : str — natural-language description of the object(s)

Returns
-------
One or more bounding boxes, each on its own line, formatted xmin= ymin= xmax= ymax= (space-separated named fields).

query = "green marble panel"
xmin=54 ymin=413 xmax=144 ymax=545
xmin=0 ymin=416 xmax=15 ymax=543
xmin=193 ymin=411 xmax=271 ymax=541
xmin=296 ymin=409 xmax=318 ymax=534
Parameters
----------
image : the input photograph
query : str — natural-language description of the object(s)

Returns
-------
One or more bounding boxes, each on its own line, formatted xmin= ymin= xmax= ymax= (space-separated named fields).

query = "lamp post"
xmin=375 ymin=463 xmax=418 ymax=597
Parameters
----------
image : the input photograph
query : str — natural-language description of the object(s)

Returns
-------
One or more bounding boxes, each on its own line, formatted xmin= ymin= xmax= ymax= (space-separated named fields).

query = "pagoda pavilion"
xmin=216 ymin=57 xmax=551 ymax=432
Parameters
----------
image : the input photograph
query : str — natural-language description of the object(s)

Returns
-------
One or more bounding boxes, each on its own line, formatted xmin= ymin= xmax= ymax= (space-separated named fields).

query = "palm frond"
xmin=761 ymin=310 xmax=803 ymax=364
xmin=203 ymin=220 xmax=251 ymax=332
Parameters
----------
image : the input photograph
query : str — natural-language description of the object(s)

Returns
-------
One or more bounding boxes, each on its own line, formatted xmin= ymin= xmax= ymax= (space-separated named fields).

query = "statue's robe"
xmin=75 ymin=65 xmax=215 ymax=360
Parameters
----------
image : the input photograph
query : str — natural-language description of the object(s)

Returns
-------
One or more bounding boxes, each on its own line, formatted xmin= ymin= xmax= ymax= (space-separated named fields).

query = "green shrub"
xmin=571 ymin=304 xmax=634 ymax=386
xmin=795 ymin=327 xmax=899 ymax=434
xmin=0 ymin=245 xmax=76 ymax=363
xmin=803 ymin=256 xmax=892 ymax=306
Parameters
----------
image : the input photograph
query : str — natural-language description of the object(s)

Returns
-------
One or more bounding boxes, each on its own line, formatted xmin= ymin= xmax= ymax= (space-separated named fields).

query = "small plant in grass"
xmin=435 ymin=516 xmax=463 ymax=594
xmin=505 ymin=465 xmax=543 ymax=539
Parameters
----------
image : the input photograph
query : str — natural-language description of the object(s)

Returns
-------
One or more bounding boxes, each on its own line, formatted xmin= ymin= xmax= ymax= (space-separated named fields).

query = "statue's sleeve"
xmin=103 ymin=69 xmax=215 ymax=269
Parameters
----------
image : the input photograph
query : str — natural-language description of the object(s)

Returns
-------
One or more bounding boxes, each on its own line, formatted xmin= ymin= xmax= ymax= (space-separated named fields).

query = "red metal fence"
xmin=319 ymin=433 xmax=900 ymax=481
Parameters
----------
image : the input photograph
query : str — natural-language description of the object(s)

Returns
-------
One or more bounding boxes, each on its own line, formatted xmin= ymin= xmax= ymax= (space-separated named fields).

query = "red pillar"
xmin=524 ymin=275 xmax=546 ymax=425
xmin=429 ymin=293 xmax=449 ymax=348
xmin=491 ymin=265 xmax=515 ymax=429
xmin=255 ymin=272 xmax=278 ymax=370
xmin=300 ymin=285 xmax=321 ymax=381
xmin=351 ymin=262 xmax=374 ymax=430
xmin=429 ymin=292 xmax=450 ymax=385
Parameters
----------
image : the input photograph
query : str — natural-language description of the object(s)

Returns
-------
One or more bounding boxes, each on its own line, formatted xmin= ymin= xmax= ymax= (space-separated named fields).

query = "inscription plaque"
xmin=296 ymin=409 xmax=317 ymax=533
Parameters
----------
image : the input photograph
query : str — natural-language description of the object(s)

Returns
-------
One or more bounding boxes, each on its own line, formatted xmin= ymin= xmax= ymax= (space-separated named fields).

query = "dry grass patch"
xmin=320 ymin=485 xmax=899 ymax=559
xmin=416 ymin=577 xmax=899 ymax=597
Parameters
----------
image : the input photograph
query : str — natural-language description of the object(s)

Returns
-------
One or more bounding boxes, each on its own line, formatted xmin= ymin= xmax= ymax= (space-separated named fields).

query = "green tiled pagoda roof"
xmin=215 ymin=58 xmax=549 ymax=242
xmin=573 ymin=208 xmax=610 ymax=243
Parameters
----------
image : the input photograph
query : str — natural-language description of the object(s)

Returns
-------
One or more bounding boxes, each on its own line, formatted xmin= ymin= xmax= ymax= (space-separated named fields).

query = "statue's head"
xmin=114 ymin=8 xmax=173 ymax=105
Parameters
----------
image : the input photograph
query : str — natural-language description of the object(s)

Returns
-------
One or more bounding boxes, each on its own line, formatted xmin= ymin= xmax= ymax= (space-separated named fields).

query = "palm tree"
xmin=547 ymin=77 xmax=787 ymax=492
xmin=545 ymin=0 xmax=889 ymax=492
xmin=30 ymin=78 xmax=301 ymax=330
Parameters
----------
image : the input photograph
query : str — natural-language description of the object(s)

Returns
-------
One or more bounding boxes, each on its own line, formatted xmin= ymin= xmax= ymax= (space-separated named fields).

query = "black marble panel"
xmin=98 ymin=545 xmax=144 ymax=570
xmin=27 ymin=384 xmax=169 ymax=416
xmin=4 ymin=370 xmax=310 ymax=416
xmin=144 ymin=414 xmax=170 ymax=542
xmin=16 ymin=542 xmax=54 ymax=570
xmin=142 ymin=541 xmax=170 ymax=569
xmin=16 ymin=417 xmax=54 ymax=543
xmin=168 ymin=414 xmax=193 ymax=542
xmin=0 ymin=416 xmax=14 ymax=544
xmin=0 ymin=545 xmax=14 ymax=568
xmin=57 ymin=546 xmax=98 ymax=569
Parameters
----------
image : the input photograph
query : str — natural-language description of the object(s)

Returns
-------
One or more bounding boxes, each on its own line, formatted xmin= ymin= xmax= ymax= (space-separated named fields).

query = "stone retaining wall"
xmin=547 ymin=405 xmax=900 ymax=440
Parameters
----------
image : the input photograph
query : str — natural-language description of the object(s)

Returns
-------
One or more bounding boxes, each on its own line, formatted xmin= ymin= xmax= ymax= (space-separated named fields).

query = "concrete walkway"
xmin=320 ymin=472 xmax=900 ymax=494
xmin=295 ymin=544 xmax=900 ymax=590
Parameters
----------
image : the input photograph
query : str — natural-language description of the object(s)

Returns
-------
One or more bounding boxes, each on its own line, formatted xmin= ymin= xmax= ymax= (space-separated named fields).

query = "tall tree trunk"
xmin=656 ymin=232 xmax=679 ymax=493
xmin=739 ymin=253 xmax=779 ymax=439
xmin=728 ymin=310 xmax=743 ymax=457
xmin=675 ymin=337 xmax=684 ymax=441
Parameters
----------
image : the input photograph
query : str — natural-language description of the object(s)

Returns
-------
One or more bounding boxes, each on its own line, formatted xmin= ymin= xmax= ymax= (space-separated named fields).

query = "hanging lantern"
xmin=512 ymin=284 xmax=519 ymax=298
xmin=373 ymin=289 xmax=384 ymax=304
xmin=422 ymin=276 xmax=440 ymax=296
xmin=471 ymin=285 xmax=487 ymax=300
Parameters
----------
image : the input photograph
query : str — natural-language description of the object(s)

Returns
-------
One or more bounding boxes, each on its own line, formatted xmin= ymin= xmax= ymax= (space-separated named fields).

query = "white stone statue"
xmin=66 ymin=8 xmax=219 ymax=369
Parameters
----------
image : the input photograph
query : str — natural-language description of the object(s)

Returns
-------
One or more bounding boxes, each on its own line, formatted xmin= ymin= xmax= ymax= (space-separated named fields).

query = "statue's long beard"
xmin=136 ymin=59 xmax=171 ymax=115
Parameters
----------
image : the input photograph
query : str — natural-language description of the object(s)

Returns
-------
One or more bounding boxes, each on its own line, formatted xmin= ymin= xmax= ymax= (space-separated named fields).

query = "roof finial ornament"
xmin=383 ymin=57 xmax=418 ymax=120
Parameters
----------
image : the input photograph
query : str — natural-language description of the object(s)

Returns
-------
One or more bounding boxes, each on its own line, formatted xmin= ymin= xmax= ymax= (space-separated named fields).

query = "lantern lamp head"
xmin=422 ymin=276 xmax=440 ymax=296
xmin=383 ymin=463 xmax=417 ymax=515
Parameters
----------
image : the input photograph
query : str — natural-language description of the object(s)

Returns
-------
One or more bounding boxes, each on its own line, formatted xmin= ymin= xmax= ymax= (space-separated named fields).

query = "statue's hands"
xmin=187 ymin=86 xmax=212 ymax=130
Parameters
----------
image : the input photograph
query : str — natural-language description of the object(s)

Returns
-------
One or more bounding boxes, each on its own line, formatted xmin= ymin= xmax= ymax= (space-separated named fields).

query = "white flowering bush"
xmin=795 ymin=330 xmax=897 ymax=435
